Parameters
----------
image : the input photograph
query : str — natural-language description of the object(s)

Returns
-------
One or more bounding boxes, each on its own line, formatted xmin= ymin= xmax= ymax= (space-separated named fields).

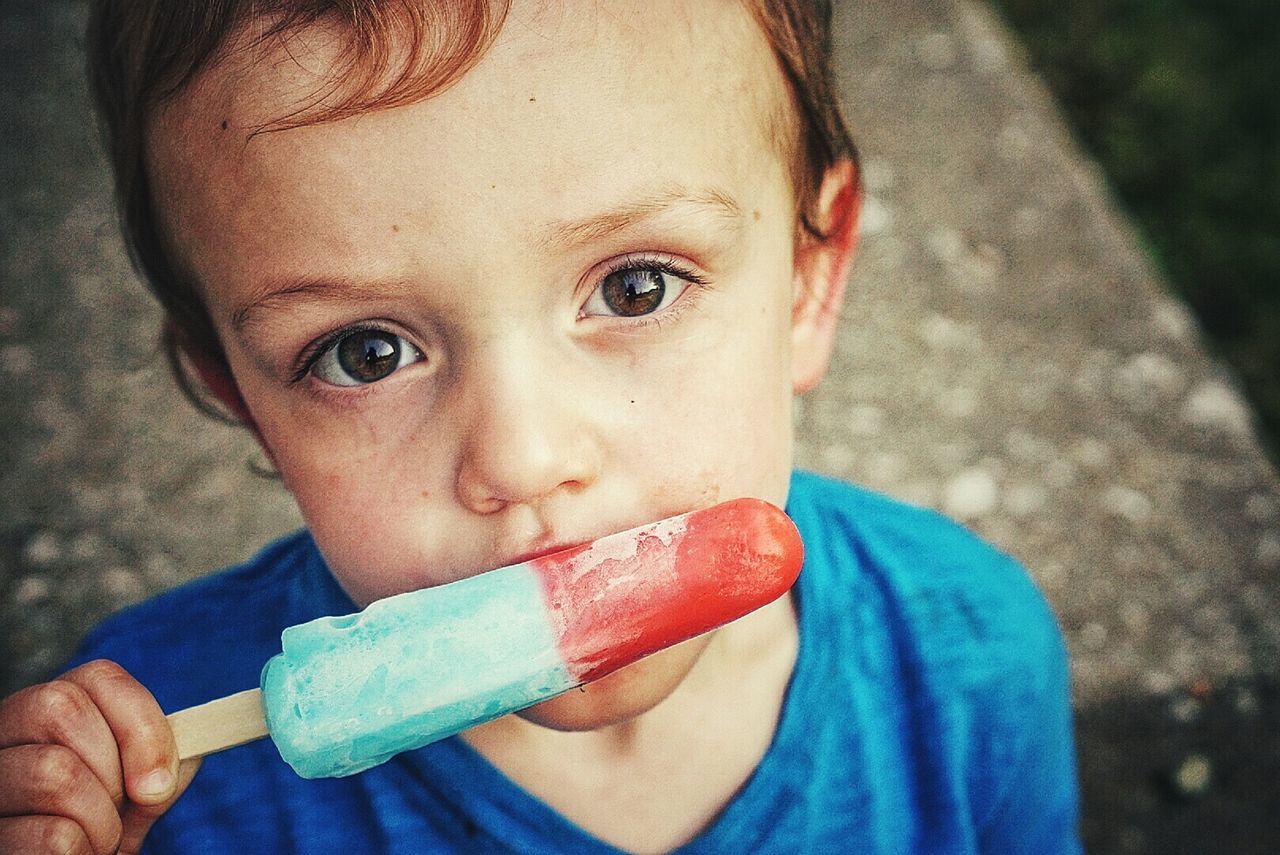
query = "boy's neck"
xmin=460 ymin=594 xmax=799 ymax=851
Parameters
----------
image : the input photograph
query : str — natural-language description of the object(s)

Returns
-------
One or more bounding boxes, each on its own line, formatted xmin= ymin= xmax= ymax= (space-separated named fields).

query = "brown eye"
xmin=599 ymin=268 xmax=666 ymax=317
xmin=311 ymin=329 xmax=422 ymax=386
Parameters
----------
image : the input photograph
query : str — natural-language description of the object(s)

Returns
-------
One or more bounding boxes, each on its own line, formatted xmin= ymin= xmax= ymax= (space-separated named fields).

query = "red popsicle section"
xmin=530 ymin=498 xmax=804 ymax=682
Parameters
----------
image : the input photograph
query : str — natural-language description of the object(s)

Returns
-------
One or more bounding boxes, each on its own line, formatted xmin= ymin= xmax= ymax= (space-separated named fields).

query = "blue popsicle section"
xmin=260 ymin=562 xmax=574 ymax=778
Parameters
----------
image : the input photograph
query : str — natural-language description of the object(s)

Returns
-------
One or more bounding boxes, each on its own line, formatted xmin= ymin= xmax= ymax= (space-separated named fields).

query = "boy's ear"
xmin=791 ymin=159 xmax=860 ymax=394
xmin=167 ymin=321 xmax=271 ymax=453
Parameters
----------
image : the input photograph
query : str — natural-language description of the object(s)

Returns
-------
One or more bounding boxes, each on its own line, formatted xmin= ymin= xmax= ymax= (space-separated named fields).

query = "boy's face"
xmin=151 ymin=0 xmax=848 ymax=729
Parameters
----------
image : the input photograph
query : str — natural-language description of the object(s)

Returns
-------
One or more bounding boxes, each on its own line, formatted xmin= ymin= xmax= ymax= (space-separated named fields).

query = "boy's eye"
xmin=582 ymin=263 xmax=695 ymax=319
xmin=310 ymin=329 xmax=423 ymax=386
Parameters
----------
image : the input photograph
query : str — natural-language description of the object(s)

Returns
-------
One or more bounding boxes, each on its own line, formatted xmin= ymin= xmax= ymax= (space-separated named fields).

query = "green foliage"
xmin=990 ymin=0 xmax=1280 ymax=451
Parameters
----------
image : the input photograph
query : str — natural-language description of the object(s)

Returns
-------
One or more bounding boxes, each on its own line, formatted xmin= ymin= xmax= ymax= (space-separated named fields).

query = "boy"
xmin=0 ymin=0 xmax=1081 ymax=852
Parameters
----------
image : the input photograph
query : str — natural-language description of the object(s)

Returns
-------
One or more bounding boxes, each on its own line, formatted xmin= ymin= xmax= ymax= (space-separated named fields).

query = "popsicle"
xmin=166 ymin=497 xmax=803 ymax=778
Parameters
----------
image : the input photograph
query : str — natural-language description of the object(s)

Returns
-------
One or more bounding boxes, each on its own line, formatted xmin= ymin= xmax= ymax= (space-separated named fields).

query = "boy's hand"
xmin=0 ymin=660 xmax=199 ymax=855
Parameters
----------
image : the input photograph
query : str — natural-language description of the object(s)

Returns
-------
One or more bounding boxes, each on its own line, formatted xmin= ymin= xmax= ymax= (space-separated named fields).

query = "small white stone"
xmin=979 ymin=455 xmax=1007 ymax=479
xmin=1132 ymin=352 xmax=1183 ymax=391
xmin=1113 ymin=351 xmax=1185 ymax=408
xmin=1102 ymin=485 xmax=1154 ymax=524
xmin=12 ymin=576 xmax=52 ymax=606
xmin=144 ymin=554 xmax=182 ymax=586
xmin=1005 ymin=429 xmax=1052 ymax=462
xmin=103 ymin=567 xmax=146 ymax=599
xmin=965 ymin=242 xmax=1007 ymax=282
xmin=848 ymin=405 xmax=884 ymax=437
xmin=916 ymin=32 xmax=959 ymax=70
xmin=1044 ymin=458 xmax=1077 ymax=488
xmin=1016 ymin=380 xmax=1052 ymax=413
xmin=71 ymin=482 xmax=109 ymax=515
xmin=1172 ymin=753 xmax=1213 ymax=798
xmin=23 ymin=648 xmax=59 ymax=674
xmin=820 ymin=443 xmax=856 ymax=472
xmin=31 ymin=395 xmax=68 ymax=430
xmin=961 ymin=10 xmax=1009 ymax=73
xmin=943 ymin=467 xmax=999 ymax=519
xmin=1014 ymin=206 xmax=1045 ymax=236
xmin=868 ymin=234 xmax=905 ymax=267
xmin=1004 ymin=483 xmax=1047 ymax=517
xmin=1181 ymin=380 xmax=1253 ymax=437
xmin=934 ymin=442 xmax=975 ymax=473
xmin=920 ymin=314 xmax=981 ymax=351
xmin=69 ymin=531 xmax=106 ymax=562
xmin=1151 ymin=298 xmax=1196 ymax=343
xmin=1232 ymin=686 xmax=1260 ymax=717
xmin=1141 ymin=670 xmax=1177 ymax=694
xmin=1169 ymin=696 xmax=1202 ymax=725
xmin=863 ymin=451 xmax=905 ymax=486
xmin=1242 ymin=581 xmax=1271 ymax=612
xmin=996 ymin=122 xmax=1031 ymax=158
xmin=0 ymin=305 xmax=19 ymax=334
xmin=926 ymin=225 xmax=965 ymax=264
xmin=1120 ymin=601 xmax=1149 ymax=636
xmin=1244 ymin=493 xmax=1277 ymax=522
xmin=1072 ymin=437 xmax=1111 ymax=469
xmin=22 ymin=531 xmax=62 ymax=566
xmin=1035 ymin=562 xmax=1066 ymax=588
xmin=860 ymin=195 xmax=892 ymax=237
xmin=1258 ymin=532 xmax=1280 ymax=569
xmin=938 ymin=386 xmax=978 ymax=418
xmin=897 ymin=480 xmax=938 ymax=509
xmin=861 ymin=158 xmax=896 ymax=193
xmin=1080 ymin=622 xmax=1108 ymax=651
xmin=1 ymin=343 xmax=35 ymax=375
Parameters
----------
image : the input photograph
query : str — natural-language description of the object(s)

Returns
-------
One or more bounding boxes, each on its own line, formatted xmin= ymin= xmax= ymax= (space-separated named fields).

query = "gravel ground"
xmin=3 ymin=0 xmax=1278 ymax=851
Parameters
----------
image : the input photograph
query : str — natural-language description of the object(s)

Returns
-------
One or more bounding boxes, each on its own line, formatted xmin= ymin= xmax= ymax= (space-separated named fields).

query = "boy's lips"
xmin=505 ymin=542 xmax=578 ymax=567
xmin=493 ymin=507 xmax=698 ymax=572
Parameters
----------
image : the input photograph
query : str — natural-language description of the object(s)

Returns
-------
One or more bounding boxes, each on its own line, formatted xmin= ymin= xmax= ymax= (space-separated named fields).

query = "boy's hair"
xmin=86 ymin=0 xmax=856 ymax=415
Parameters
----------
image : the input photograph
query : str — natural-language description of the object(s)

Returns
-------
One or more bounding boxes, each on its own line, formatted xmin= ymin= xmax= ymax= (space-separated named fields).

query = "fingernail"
xmin=136 ymin=768 xmax=175 ymax=799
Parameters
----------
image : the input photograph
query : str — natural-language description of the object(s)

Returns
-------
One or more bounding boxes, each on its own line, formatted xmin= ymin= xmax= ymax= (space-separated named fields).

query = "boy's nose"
xmin=453 ymin=345 xmax=602 ymax=515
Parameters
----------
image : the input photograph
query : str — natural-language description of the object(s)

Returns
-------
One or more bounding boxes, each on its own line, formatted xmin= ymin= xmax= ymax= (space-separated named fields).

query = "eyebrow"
xmin=230 ymin=185 xmax=745 ymax=333
xmin=538 ymin=185 xmax=745 ymax=249
xmin=230 ymin=276 xmax=418 ymax=333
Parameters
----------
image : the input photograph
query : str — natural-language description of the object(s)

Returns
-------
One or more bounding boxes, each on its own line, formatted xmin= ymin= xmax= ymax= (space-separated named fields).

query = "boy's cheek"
xmin=517 ymin=637 xmax=713 ymax=732
xmin=230 ymin=297 xmax=796 ymax=585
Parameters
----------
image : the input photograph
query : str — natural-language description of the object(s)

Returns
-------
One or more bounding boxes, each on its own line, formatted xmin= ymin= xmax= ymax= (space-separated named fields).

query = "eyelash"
xmin=290 ymin=322 xmax=401 ymax=385
xmin=288 ymin=255 xmax=709 ymax=386
xmin=597 ymin=254 xmax=706 ymax=284
xmin=586 ymin=254 xmax=710 ymax=325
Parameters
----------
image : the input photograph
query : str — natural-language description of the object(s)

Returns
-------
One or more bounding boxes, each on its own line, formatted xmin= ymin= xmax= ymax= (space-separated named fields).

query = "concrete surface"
xmin=2 ymin=0 xmax=1278 ymax=851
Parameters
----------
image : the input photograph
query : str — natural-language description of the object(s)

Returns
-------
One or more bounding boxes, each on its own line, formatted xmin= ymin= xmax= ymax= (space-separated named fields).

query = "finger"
xmin=0 ymin=744 xmax=122 ymax=855
xmin=0 ymin=674 xmax=124 ymax=808
xmin=0 ymin=814 xmax=93 ymax=855
xmin=62 ymin=660 xmax=179 ymax=808
xmin=118 ymin=757 xmax=201 ymax=855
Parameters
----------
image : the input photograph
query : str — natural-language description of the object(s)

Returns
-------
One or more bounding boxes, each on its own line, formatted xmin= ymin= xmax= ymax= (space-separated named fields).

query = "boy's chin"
xmin=515 ymin=635 xmax=713 ymax=732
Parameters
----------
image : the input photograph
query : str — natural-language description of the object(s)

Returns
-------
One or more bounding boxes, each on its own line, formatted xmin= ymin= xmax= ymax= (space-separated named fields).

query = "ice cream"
xmin=169 ymin=498 xmax=803 ymax=778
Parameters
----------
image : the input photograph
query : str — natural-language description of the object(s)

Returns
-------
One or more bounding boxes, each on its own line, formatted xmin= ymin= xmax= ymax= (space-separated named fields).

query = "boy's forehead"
xmin=147 ymin=0 xmax=797 ymax=288
xmin=154 ymin=0 xmax=789 ymax=163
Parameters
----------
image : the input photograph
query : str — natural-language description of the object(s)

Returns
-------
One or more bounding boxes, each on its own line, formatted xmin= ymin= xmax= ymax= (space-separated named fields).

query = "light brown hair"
xmin=86 ymin=0 xmax=856 ymax=416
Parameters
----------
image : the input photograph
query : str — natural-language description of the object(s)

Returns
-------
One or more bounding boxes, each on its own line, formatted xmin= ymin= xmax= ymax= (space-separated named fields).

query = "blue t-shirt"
xmin=70 ymin=470 xmax=1081 ymax=853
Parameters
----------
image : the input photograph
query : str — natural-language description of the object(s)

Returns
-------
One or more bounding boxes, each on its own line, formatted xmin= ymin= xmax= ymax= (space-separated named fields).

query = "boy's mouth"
xmin=505 ymin=542 xmax=578 ymax=567
xmin=497 ymin=513 xmax=683 ymax=571
xmin=490 ymin=503 xmax=710 ymax=578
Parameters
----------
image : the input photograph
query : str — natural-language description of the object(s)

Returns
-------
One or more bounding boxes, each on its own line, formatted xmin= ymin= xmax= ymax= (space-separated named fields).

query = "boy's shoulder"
xmin=788 ymin=468 xmax=1065 ymax=683
xmin=69 ymin=530 xmax=329 ymax=711
xmin=789 ymin=467 xmax=1034 ymax=584
xmin=785 ymin=470 xmax=1077 ymax=846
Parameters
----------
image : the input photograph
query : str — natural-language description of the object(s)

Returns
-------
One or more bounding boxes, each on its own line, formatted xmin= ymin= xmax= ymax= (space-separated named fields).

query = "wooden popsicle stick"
xmin=167 ymin=688 xmax=269 ymax=761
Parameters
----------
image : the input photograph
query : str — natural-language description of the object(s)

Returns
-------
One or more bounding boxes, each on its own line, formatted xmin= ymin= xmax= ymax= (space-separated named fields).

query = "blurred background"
xmin=991 ymin=0 xmax=1280 ymax=463
xmin=2 ymin=0 xmax=1278 ymax=852
xmin=987 ymin=5 xmax=1280 ymax=847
